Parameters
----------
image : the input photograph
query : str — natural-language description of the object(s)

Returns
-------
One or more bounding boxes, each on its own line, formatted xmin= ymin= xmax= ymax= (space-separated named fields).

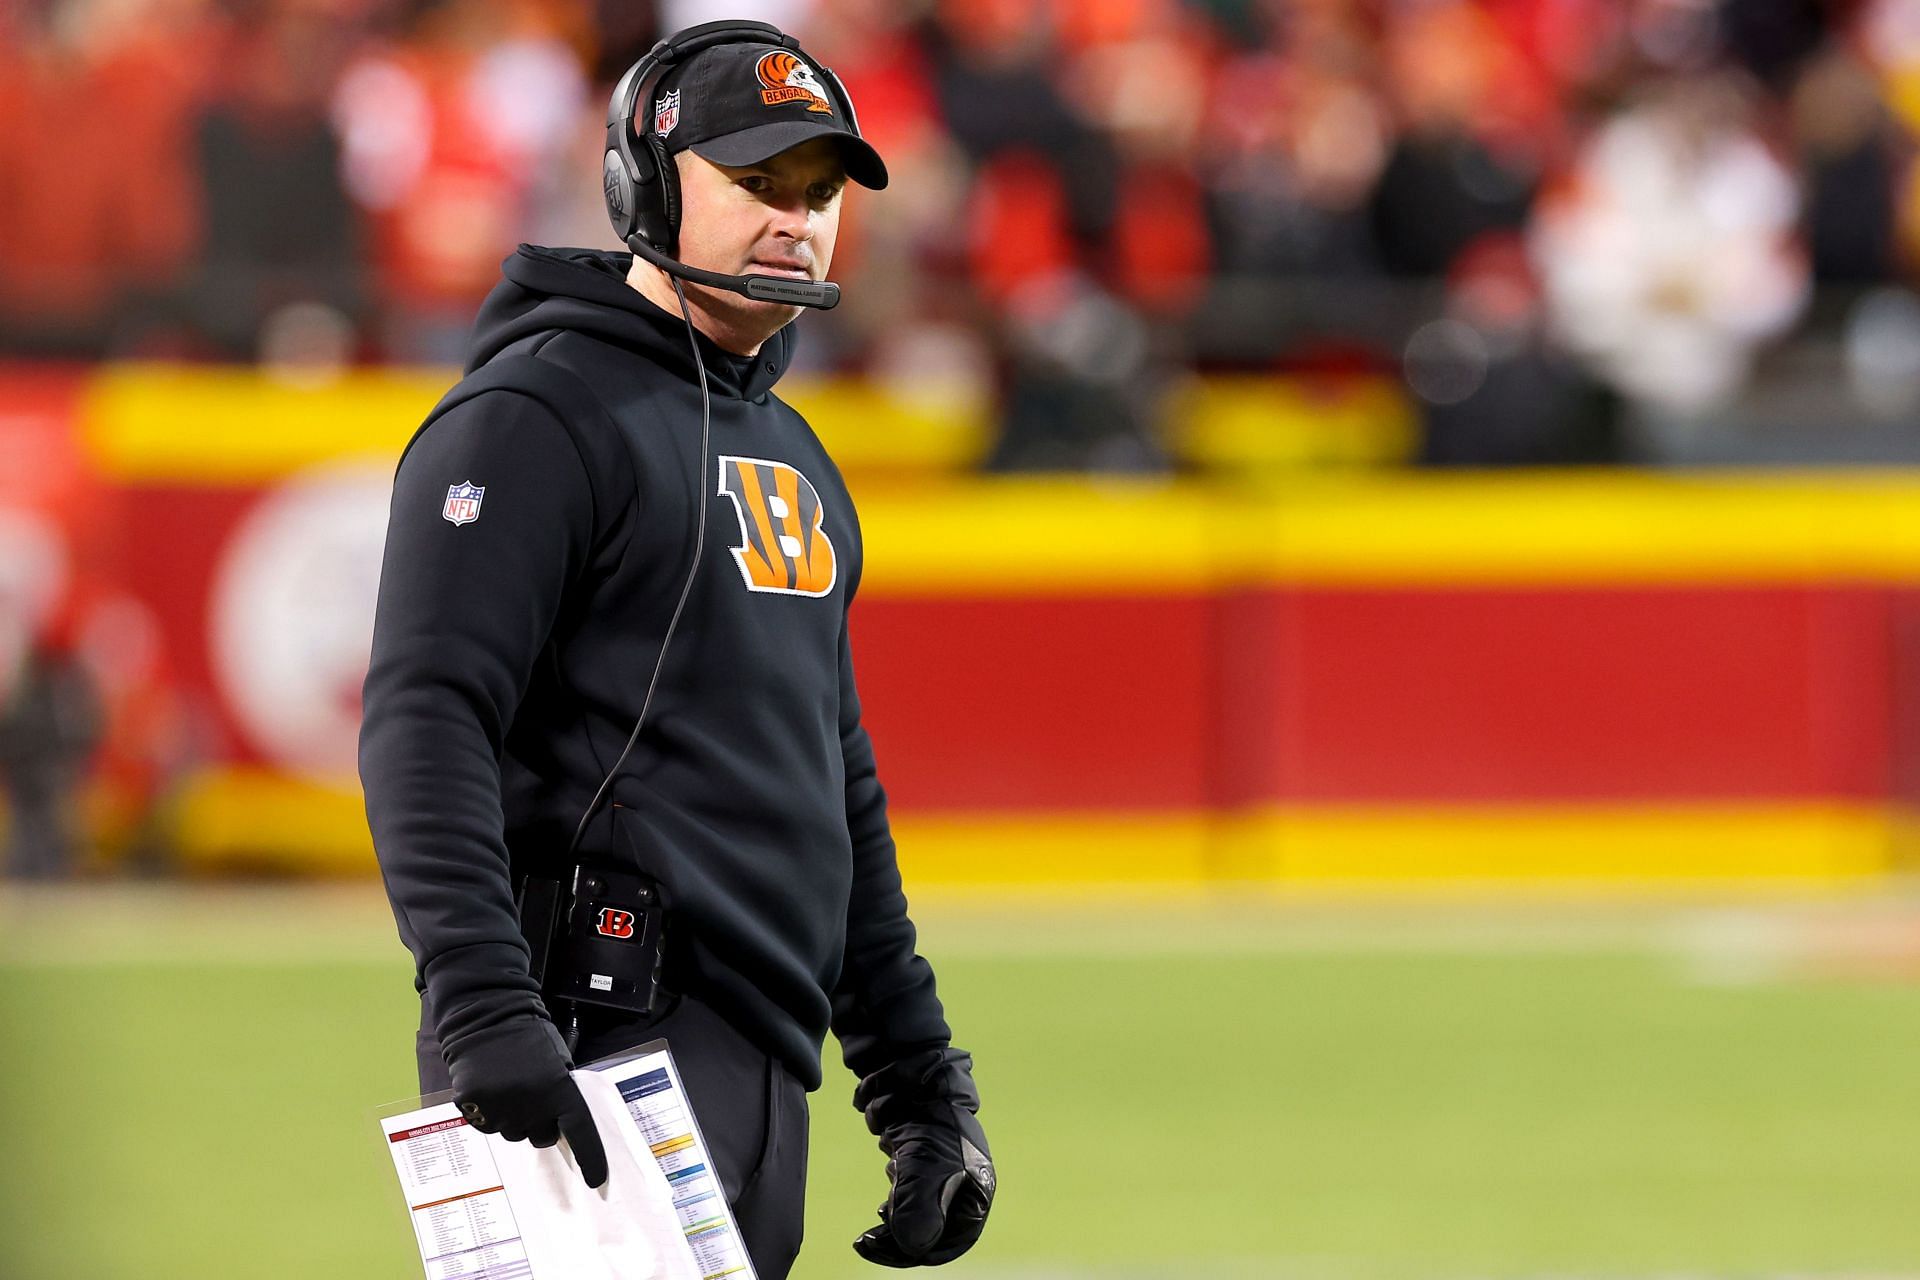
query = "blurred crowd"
xmin=6 ymin=0 xmax=1920 ymax=464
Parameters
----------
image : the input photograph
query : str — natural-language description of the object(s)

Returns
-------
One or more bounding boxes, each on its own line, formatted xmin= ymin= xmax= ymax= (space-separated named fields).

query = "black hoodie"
xmin=359 ymin=245 xmax=951 ymax=1090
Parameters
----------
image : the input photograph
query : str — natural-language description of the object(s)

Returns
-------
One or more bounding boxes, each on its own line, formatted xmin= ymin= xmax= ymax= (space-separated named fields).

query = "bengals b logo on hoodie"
xmin=717 ymin=456 xmax=837 ymax=597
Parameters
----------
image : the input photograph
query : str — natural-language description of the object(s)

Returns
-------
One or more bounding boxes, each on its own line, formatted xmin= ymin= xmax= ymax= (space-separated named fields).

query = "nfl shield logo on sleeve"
xmin=442 ymin=482 xmax=484 ymax=526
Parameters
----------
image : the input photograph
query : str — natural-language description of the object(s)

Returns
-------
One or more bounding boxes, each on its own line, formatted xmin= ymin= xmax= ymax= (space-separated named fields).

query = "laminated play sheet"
xmin=380 ymin=1044 xmax=723 ymax=1280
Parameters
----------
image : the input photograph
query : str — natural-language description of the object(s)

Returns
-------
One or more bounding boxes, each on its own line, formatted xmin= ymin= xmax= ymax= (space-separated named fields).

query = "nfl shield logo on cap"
xmin=443 ymin=481 xmax=484 ymax=526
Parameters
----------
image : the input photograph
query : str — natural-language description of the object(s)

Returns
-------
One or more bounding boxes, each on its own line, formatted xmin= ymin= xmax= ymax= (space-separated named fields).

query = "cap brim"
xmin=690 ymin=120 xmax=889 ymax=190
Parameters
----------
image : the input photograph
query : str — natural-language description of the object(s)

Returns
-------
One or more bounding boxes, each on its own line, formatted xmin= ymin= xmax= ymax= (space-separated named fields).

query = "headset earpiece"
xmin=604 ymin=47 xmax=676 ymax=253
xmin=605 ymin=118 xmax=679 ymax=255
xmin=633 ymin=130 xmax=679 ymax=257
xmin=601 ymin=148 xmax=635 ymax=240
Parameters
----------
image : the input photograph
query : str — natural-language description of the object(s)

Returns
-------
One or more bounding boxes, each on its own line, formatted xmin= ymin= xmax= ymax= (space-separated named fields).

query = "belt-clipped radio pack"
xmin=518 ymin=865 xmax=670 ymax=1019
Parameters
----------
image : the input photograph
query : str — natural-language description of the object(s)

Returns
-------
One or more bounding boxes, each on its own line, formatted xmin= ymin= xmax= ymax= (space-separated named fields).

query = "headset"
xmin=537 ymin=21 xmax=865 ymax=1052
xmin=601 ymin=18 xmax=863 ymax=311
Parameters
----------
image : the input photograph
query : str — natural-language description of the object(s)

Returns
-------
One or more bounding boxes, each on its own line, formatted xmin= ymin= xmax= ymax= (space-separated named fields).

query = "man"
xmin=359 ymin=23 xmax=993 ymax=1277
xmin=1 ymin=625 xmax=102 ymax=880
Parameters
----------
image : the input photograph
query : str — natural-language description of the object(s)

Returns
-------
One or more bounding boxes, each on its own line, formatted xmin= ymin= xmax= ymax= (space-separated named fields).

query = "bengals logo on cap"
xmin=756 ymin=50 xmax=834 ymax=114
xmin=717 ymin=456 xmax=836 ymax=596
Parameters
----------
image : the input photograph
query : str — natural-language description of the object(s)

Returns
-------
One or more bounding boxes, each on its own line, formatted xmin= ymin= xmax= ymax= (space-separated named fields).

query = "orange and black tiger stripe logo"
xmin=755 ymin=50 xmax=834 ymax=114
xmin=717 ymin=456 xmax=837 ymax=596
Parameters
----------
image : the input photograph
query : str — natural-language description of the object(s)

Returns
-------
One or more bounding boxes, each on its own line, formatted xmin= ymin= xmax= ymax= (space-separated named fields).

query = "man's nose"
xmin=769 ymin=195 xmax=813 ymax=241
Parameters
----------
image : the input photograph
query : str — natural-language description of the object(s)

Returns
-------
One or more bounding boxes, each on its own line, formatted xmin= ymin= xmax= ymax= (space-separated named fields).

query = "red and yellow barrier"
xmin=14 ymin=364 xmax=1920 ymax=888
xmin=846 ymin=475 xmax=1920 ymax=888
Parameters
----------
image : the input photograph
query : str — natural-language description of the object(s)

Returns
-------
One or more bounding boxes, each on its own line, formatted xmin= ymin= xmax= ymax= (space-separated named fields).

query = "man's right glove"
xmin=444 ymin=1017 xmax=608 ymax=1189
xmin=851 ymin=1048 xmax=995 ymax=1267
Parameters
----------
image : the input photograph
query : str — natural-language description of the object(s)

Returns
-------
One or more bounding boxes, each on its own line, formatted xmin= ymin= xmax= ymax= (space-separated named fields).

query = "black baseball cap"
xmin=646 ymin=42 xmax=888 ymax=190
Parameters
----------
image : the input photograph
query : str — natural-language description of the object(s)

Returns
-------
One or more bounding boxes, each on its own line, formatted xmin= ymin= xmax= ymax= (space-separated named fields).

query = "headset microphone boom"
xmin=624 ymin=233 xmax=839 ymax=309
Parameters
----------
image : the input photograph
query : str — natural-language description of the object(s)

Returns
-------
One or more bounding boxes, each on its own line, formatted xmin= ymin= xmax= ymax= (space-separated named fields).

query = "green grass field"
xmin=4 ymin=886 xmax=1920 ymax=1280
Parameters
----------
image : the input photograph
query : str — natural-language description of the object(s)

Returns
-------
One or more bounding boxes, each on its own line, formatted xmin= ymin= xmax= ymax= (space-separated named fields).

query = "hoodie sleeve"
xmin=828 ymin=601 xmax=958 ymax=1084
xmin=359 ymin=388 xmax=596 ymax=1056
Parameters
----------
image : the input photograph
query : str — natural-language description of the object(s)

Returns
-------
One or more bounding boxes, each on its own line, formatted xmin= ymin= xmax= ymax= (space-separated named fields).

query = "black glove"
xmin=444 ymin=1016 xmax=609 ymax=1189
xmin=851 ymin=1049 xmax=995 ymax=1267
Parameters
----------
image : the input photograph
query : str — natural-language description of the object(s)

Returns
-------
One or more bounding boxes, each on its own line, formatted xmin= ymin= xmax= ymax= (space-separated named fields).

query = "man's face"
xmin=671 ymin=136 xmax=847 ymax=337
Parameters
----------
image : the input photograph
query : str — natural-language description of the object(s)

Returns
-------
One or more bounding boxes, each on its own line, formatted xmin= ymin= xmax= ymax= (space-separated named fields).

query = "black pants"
xmin=418 ymin=995 xmax=809 ymax=1279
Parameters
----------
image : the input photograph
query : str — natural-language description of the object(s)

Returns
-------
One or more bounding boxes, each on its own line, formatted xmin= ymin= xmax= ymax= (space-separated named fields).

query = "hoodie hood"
xmin=465 ymin=245 xmax=796 ymax=401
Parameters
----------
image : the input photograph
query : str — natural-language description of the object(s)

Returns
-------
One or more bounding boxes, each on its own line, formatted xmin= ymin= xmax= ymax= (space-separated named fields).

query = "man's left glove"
xmin=445 ymin=1016 xmax=609 ymax=1189
xmin=850 ymin=1048 xmax=995 ymax=1268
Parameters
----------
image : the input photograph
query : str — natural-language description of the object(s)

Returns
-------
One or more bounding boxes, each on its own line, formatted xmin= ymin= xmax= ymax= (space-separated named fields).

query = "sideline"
xmin=5 ymin=881 xmax=1920 ymax=971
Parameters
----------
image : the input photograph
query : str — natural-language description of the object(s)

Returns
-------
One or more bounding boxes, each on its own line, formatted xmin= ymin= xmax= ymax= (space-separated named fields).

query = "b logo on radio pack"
xmin=595 ymin=908 xmax=637 ymax=940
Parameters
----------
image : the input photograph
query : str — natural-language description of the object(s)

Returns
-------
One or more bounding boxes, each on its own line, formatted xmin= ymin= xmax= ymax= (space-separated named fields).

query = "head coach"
xmin=358 ymin=19 xmax=994 ymax=1275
